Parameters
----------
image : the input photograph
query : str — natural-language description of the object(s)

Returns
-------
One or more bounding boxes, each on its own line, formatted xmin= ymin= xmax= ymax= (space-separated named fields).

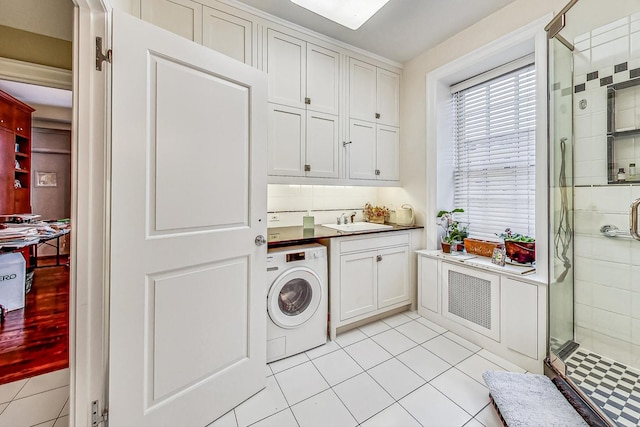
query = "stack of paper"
xmin=0 ymin=226 xmax=40 ymax=246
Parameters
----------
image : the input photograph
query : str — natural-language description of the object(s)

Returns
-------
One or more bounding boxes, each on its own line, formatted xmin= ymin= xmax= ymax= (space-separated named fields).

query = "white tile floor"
xmin=0 ymin=368 xmax=69 ymax=427
xmin=211 ymin=311 xmax=526 ymax=427
xmin=0 ymin=311 xmax=526 ymax=427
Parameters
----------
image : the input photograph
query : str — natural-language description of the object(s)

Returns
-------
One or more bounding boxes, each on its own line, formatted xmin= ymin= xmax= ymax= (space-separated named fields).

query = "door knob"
xmin=255 ymin=235 xmax=267 ymax=246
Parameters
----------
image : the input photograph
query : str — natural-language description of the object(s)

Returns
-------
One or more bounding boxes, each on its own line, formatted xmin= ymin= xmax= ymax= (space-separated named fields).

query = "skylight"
xmin=290 ymin=0 xmax=390 ymax=30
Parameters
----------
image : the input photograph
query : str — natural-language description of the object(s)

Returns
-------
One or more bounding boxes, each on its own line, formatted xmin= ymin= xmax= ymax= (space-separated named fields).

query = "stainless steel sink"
xmin=321 ymin=222 xmax=393 ymax=232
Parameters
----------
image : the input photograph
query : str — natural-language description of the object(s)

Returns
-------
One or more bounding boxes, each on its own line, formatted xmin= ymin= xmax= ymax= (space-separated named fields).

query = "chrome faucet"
xmin=337 ymin=212 xmax=348 ymax=224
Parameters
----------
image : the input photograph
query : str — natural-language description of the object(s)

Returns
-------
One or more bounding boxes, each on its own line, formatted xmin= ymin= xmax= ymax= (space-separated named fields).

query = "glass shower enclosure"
xmin=548 ymin=1 xmax=640 ymax=425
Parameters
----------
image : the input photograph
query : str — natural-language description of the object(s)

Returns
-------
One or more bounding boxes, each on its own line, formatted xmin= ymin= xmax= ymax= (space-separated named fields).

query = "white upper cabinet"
xmin=306 ymin=111 xmax=339 ymax=178
xmin=267 ymin=29 xmax=340 ymax=115
xmin=268 ymin=104 xmax=305 ymax=177
xmin=348 ymin=119 xmax=399 ymax=181
xmin=376 ymin=125 xmax=400 ymax=181
xmin=348 ymin=120 xmax=377 ymax=180
xmin=141 ymin=0 xmax=203 ymax=43
xmin=376 ymin=68 xmax=400 ymax=127
xmin=349 ymin=58 xmax=400 ymax=127
xmin=306 ymin=44 xmax=341 ymax=115
xmin=349 ymin=59 xmax=377 ymax=122
xmin=141 ymin=0 xmax=255 ymax=66
xmin=203 ymin=7 xmax=253 ymax=66
xmin=268 ymin=105 xmax=339 ymax=178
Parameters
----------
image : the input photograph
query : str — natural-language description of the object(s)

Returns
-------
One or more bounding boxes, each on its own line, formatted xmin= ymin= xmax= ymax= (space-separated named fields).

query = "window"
xmin=451 ymin=60 xmax=536 ymax=240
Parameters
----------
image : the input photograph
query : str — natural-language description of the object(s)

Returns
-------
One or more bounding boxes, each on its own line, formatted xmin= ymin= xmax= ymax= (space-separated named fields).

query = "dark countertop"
xmin=267 ymin=224 xmax=424 ymax=247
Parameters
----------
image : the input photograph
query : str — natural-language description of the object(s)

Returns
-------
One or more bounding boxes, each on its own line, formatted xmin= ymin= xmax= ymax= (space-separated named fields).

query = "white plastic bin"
xmin=0 ymin=252 xmax=26 ymax=311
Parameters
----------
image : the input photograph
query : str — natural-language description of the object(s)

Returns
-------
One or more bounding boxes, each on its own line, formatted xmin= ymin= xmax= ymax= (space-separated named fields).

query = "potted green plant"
xmin=496 ymin=228 xmax=535 ymax=263
xmin=437 ymin=209 xmax=468 ymax=253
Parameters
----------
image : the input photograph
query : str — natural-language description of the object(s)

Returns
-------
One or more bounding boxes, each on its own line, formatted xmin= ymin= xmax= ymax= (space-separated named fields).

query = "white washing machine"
xmin=266 ymin=243 xmax=328 ymax=363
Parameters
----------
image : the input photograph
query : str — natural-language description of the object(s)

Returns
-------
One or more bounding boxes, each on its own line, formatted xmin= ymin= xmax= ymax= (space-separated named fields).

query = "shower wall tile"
xmin=574 ymin=280 xmax=593 ymax=306
xmin=591 ymin=331 xmax=632 ymax=366
xmin=575 ymin=303 xmax=593 ymax=329
xmin=592 ymin=284 xmax=631 ymax=316
xmin=573 ymin=187 xmax=592 ymax=210
xmin=632 ymin=319 xmax=640 ymax=346
xmin=592 ymin=308 xmax=631 ymax=341
xmin=575 ymin=327 xmax=593 ymax=349
xmin=633 ymin=292 xmax=640 ymax=319
xmin=589 ymin=259 xmax=631 ymax=290
xmin=591 ymin=186 xmax=632 ymax=212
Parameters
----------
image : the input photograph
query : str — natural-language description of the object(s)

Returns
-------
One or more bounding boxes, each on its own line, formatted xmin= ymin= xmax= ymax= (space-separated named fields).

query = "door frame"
xmin=71 ymin=1 xmax=109 ymax=426
xmin=0 ymin=1 xmax=109 ymax=425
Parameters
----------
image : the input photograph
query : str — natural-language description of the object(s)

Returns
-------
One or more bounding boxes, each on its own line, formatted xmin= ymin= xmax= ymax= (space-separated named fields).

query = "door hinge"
xmin=305 ymin=97 xmax=311 ymax=105
xmin=92 ymin=400 xmax=108 ymax=427
xmin=304 ymin=164 xmax=311 ymax=172
xmin=96 ymin=37 xmax=112 ymax=71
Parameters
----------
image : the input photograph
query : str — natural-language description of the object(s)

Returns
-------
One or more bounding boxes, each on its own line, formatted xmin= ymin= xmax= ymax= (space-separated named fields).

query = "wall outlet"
xmin=269 ymin=213 xmax=280 ymax=221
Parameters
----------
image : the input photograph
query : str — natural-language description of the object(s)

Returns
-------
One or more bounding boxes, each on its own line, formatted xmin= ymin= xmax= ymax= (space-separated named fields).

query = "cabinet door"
xmin=306 ymin=43 xmax=340 ymax=115
xmin=0 ymin=128 xmax=13 ymax=213
xmin=203 ymin=6 xmax=253 ymax=66
xmin=267 ymin=30 xmax=306 ymax=109
xmin=0 ymin=97 xmax=13 ymax=130
xmin=376 ymin=125 xmax=399 ymax=181
xmin=348 ymin=119 xmax=376 ymax=180
xmin=268 ymin=104 xmax=305 ymax=177
xmin=141 ymin=0 xmax=203 ymax=43
xmin=376 ymin=68 xmax=400 ymax=127
xmin=349 ymin=58 xmax=377 ymax=122
xmin=419 ymin=256 xmax=438 ymax=314
xmin=377 ymin=246 xmax=409 ymax=308
xmin=306 ymin=111 xmax=339 ymax=178
xmin=340 ymin=251 xmax=377 ymax=320
xmin=502 ymin=277 xmax=538 ymax=359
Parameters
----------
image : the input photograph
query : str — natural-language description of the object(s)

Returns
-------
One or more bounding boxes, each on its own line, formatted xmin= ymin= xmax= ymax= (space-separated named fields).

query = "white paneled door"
xmin=109 ymin=11 xmax=267 ymax=426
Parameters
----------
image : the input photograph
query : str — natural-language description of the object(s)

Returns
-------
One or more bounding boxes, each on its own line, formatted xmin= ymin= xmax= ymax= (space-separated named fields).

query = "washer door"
xmin=268 ymin=267 xmax=322 ymax=329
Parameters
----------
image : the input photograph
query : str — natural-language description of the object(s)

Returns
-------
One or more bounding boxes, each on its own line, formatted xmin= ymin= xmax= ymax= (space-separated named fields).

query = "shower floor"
xmin=566 ymin=349 xmax=640 ymax=427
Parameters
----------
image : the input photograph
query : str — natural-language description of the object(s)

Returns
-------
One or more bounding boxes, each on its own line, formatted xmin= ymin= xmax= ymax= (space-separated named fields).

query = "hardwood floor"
xmin=0 ymin=258 xmax=69 ymax=384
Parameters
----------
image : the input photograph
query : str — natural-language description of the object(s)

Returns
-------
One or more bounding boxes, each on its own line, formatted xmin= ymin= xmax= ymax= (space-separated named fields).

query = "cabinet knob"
xmin=375 ymin=169 xmax=381 ymax=176
xmin=376 ymin=255 xmax=382 ymax=262
xmin=375 ymin=113 xmax=381 ymax=119
xmin=305 ymin=97 xmax=311 ymax=105
xmin=16 ymin=127 xmax=22 ymax=131
xmin=342 ymin=141 xmax=352 ymax=147
xmin=304 ymin=164 xmax=311 ymax=172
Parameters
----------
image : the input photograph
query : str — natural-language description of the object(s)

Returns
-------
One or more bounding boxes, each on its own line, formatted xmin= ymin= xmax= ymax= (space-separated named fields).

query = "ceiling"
xmin=235 ymin=0 xmax=519 ymax=63
xmin=0 ymin=80 xmax=72 ymax=109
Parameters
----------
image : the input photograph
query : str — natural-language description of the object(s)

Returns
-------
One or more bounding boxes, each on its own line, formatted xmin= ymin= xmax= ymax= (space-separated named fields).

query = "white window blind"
xmin=451 ymin=63 xmax=536 ymax=241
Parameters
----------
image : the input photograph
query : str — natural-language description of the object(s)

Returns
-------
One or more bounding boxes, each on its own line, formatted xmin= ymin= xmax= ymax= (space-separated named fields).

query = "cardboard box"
xmin=0 ymin=253 xmax=26 ymax=311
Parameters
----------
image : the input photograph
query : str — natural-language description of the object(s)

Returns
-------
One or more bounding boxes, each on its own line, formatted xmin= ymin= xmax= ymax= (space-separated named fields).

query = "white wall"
xmin=379 ymin=0 xmax=567 ymax=232
xmin=0 ymin=0 xmax=74 ymax=41
xmin=267 ymin=184 xmax=380 ymax=227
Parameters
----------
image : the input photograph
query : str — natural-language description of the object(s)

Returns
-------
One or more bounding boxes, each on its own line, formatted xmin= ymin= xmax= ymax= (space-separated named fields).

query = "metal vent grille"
xmin=447 ymin=270 xmax=491 ymax=329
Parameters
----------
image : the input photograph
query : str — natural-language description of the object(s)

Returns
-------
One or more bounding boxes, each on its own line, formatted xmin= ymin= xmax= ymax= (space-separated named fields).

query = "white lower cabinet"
xmin=416 ymin=251 xmax=547 ymax=373
xmin=328 ymin=233 xmax=410 ymax=339
xmin=502 ymin=277 xmax=538 ymax=359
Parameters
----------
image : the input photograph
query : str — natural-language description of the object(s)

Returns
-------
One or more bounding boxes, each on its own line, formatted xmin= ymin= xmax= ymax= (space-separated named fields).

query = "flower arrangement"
xmin=437 ymin=208 xmax=469 ymax=244
xmin=496 ymin=228 xmax=535 ymax=263
xmin=496 ymin=228 xmax=535 ymax=242
xmin=364 ymin=203 xmax=389 ymax=224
